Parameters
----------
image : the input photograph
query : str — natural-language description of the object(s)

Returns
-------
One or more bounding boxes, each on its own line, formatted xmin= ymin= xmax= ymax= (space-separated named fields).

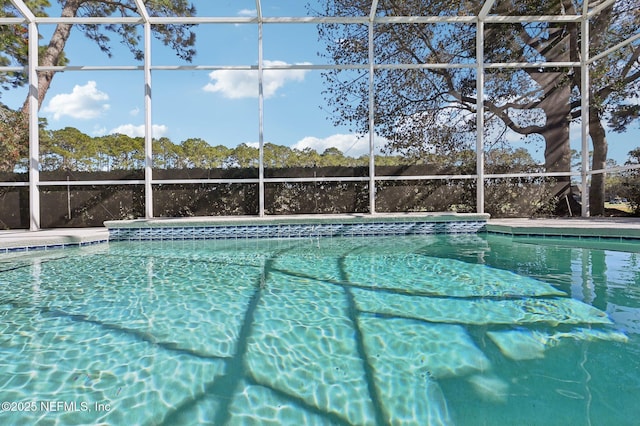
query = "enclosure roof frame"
xmin=1 ymin=1 xmax=638 ymax=227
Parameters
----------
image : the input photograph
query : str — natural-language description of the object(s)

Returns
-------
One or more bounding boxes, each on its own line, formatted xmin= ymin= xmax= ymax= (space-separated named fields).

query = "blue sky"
xmin=2 ymin=0 xmax=379 ymax=158
xmin=1 ymin=0 xmax=638 ymax=164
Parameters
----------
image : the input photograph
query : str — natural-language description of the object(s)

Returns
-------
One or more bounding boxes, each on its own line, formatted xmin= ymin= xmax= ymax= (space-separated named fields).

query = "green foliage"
xmin=483 ymin=147 xmax=557 ymax=217
xmin=484 ymin=177 xmax=558 ymax=218
xmin=41 ymin=127 xmax=95 ymax=170
xmin=229 ymin=143 xmax=259 ymax=169
xmin=75 ymin=0 xmax=196 ymax=62
xmin=0 ymin=0 xmax=52 ymax=93
xmin=263 ymin=143 xmax=294 ymax=168
xmin=608 ymin=105 xmax=640 ymax=133
xmin=32 ymin=129 xmax=387 ymax=171
xmin=0 ymin=103 xmax=28 ymax=171
xmin=618 ymin=148 xmax=640 ymax=215
xmin=153 ymin=137 xmax=182 ymax=168
xmin=485 ymin=147 xmax=543 ymax=174
xmin=180 ymin=138 xmax=226 ymax=168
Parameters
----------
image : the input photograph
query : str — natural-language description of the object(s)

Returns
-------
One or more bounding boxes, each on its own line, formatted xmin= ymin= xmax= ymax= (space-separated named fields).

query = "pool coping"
xmin=0 ymin=227 xmax=109 ymax=253
xmin=106 ymin=212 xmax=488 ymax=226
xmin=105 ymin=213 xmax=489 ymax=241
xmin=0 ymin=213 xmax=488 ymax=251
xmin=2 ymin=215 xmax=640 ymax=252
xmin=487 ymin=218 xmax=640 ymax=241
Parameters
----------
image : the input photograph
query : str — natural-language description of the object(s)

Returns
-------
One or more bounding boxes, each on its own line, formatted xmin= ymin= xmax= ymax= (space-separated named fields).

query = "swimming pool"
xmin=0 ymin=233 xmax=638 ymax=425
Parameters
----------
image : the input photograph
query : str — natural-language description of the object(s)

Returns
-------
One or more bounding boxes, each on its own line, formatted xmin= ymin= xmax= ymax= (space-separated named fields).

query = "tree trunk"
xmin=523 ymin=16 xmax=575 ymax=215
xmin=20 ymin=0 xmax=82 ymax=115
xmin=530 ymin=70 xmax=573 ymax=209
xmin=589 ymin=108 xmax=608 ymax=216
xmin=539 ymin=82 xmax=572 ymax=175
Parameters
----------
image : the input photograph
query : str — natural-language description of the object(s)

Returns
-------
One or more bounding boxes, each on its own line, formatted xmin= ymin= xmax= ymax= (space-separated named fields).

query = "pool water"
xmin=0 ymin=234 xmax=639 ymax=425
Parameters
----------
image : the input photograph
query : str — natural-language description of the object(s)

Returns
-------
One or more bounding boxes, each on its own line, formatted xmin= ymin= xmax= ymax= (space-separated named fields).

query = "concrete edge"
xmin=104 ymin=213 xmax=491 ymax=228
xmin=0 ymin=228 xmax=109 ymax=251
xmin=485 ymin=223 xmax=640 ymax=240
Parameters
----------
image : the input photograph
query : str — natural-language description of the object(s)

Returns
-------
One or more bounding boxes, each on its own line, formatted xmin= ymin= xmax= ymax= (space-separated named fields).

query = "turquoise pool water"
xmin=0 ymin=234 xmax=639 ymax=425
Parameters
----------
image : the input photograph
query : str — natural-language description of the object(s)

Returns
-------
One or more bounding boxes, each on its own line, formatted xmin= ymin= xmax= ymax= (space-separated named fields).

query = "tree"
xmin=208 ymin=145 xmax=233 ymax=169
xmin=230 ymin=143 xmax=259 ymax=168
xmin=483 ymin=147 xmax=556 ymax=217
xmin=180 ymin=137 xmax=211 ymax=168
xmin=578 ymin=0 xmax=640 ymax=214
xmin=40 ymin=126 xmax=95 ymax=170
xmin=263 ymin=142 xmax=295 ymax=168
xmin=0 ymin=103 xmax=28 ymax=171
xmin=94 ymin=133 xmax=142 ymax=170
xmin=1 ymin=0 xmax=54 ymax=170
xmin=153 ymin=136 xmax=182 ymax=169
xmin=292 ymin=147 xmax=322 ymax=167
xmin=314 ymin=0 xmax=640 ymax=215
xmin=620 ymin=148 xmax=640 ymax=214
xmin=0 ymin=0 xmax=197 ymax=170
xmin=320 ymin=147 xmax=347 ymax=166
xmin=485 ymin=147 xmax=543 ymax=174
xmin=0 ymin=0 xmax=50 ymax=93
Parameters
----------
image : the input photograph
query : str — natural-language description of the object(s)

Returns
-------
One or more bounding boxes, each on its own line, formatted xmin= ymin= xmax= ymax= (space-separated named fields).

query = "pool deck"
xmin=1 ymin=216 xmax=640 ymax=250
xmin=0 ymin=227 xmax=109 ymax=251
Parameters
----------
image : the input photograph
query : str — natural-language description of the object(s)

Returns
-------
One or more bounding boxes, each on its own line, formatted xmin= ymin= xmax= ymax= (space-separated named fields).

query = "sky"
xmin=1 ymin=0 xmax=638 ymax=165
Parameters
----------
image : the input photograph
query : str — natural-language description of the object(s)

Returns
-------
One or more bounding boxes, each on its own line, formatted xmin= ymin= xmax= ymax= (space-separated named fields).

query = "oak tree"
xmin=314 ymin=0 xmax=640 ymax=215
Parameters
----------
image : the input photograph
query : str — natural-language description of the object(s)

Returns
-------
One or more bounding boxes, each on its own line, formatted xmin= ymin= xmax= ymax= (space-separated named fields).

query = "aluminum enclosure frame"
xmin=1 ymin=0 xmax=638 ymax=229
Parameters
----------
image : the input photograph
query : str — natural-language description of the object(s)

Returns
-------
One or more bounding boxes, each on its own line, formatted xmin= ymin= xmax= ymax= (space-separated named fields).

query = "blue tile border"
xmin=0 ymin=215 xmax=490 ymax=253
xmin=0 ymin=239 xmax=109 ymax=254
xmin=107 ymin=220 xmax=488 ymax=242
xmin=6 ymin=214 xmax=640 ymax=253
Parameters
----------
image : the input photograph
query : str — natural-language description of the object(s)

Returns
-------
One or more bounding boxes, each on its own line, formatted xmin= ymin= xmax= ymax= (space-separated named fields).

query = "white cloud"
xmin=292 ymin=133 xmax=387 ymax=157
xmin=44 ymin=81 xmax=110 ymax=120
xmin=129 ymin=107 xmax=140 ymax=117
xmin=203 ymin=60 xmax=310 ymax=99
xmin=109 ymin=124 xmax=169 ymax=138
xmin=238 ymin=9 xmax=257 ymax=17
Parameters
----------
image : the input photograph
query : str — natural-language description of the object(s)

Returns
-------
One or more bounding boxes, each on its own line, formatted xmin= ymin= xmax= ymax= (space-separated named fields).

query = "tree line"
xmin=4 ymin=122 xmax=640 ymax=217
xmin=30 ymin=126 xmax=403 ymax=172
xmin=14 ymin=125 xmax=554 ymax=174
